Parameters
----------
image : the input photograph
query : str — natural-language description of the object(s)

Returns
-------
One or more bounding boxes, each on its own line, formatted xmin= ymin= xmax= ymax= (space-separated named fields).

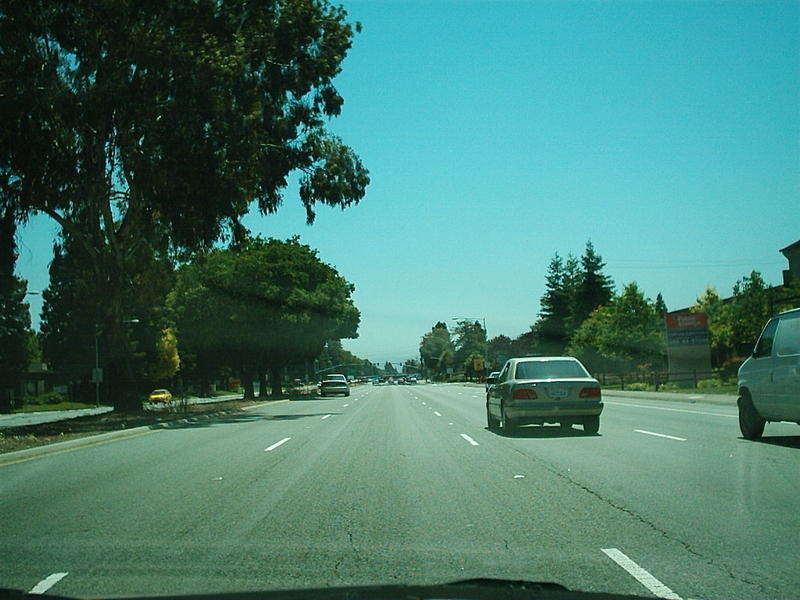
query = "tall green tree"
xmin=41 ymin=230 xmax=177 ymax=403
xmin=726 ymin=271 xmax=774 ymax=352
xmin=169 ymin=237 xmax=359 ymax=398
xmin=0 ymin=210 xmax=33 ymax=412
xmin=692 ymin=287 xmax=732 ymax=365
xmin=534 ymin=252 xmax=579 ymax=354
xmin=487 ymin=334 xmax=513 ymax=371
xmin=693 ymin=271 xmax=799 ymax=365
xmin=570 ymin=240 xmax=614 ymax=333
xmin=569 ymin=282 xmax=665 ymax=372
xmin=452 ymin=320 xmax=487 ymax=378
xmin=0 ymin=0 xmax=368 ymax=409
xmin=654 ymin=292 xmax=668 ymax=317
xmin=420 ymin=322 xmax=454 ymax=381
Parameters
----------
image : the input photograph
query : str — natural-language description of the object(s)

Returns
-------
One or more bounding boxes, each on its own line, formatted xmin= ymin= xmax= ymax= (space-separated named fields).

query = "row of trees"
xmin=169 ymin=237 xmax=360 ymax=398
xmin=0 ymin=0 xmax=370 ymax=410
xmin=420 ymin=320 xmax=487 ymax=381
xmin=420 ymin=240 xmax=800 ymax=379
xmin=36 ymin=235 xmax=362 ymax=407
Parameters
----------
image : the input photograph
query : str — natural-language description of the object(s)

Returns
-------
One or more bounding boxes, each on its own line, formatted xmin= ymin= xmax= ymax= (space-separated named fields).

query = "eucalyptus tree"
xmin=0 ymin=0 xmax=369 ymax=409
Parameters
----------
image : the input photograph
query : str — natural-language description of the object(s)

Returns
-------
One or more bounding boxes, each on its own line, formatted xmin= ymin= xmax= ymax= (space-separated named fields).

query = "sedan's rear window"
xmin=515 ymin=360 xmax=588 ymax=380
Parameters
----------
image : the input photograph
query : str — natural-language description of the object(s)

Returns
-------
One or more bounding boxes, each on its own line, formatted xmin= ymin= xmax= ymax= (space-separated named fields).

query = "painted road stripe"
xmin=30 ymin=573 xmax=68 ymax=595
xmin=434 ymin=411 xmax=442 ymax=417
xmin=602 ymin=548 xmax=682 ymax=600
xmin=343 ymin=403 xmax=349 ymax=407
xmin=264 ymin=437 xmax=291 ymax=452
xmin=460 ymin=434 xmax=479 ymax=446
xmin=635 ymin=429 xmax=687 ymax=441
xmin=321 ymin=414 xmax=332 ymax=420
xmin=605 ymin=400 xmax=736 ymax=419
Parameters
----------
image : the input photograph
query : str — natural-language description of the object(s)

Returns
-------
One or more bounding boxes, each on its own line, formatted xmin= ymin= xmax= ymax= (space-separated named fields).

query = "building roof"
xmin=779 ymin=239 xmax=800 ymax=254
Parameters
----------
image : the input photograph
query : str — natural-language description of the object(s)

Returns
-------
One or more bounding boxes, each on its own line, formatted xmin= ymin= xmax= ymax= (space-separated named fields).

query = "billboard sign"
xmin=665 ymin=311 xmax=712 ymax=387
xmin=665 ymin=312 xmax=710 ymax=346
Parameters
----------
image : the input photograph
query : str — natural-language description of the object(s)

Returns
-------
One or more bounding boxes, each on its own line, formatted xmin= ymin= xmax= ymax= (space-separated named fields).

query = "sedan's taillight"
xmin=579 ymin=387 xmax=601 ymax=398
xmin=512 ymin=388 xmax=538 ymax=400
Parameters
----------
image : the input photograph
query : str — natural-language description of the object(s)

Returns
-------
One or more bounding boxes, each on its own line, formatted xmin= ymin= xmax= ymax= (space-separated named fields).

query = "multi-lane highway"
xmin=1 ymin=383 xmax=798 ymax=599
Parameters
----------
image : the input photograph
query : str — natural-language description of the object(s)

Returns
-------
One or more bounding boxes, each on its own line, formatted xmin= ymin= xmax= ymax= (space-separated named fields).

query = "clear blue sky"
xmin=17 ymin=0 xmax=800 ymax=366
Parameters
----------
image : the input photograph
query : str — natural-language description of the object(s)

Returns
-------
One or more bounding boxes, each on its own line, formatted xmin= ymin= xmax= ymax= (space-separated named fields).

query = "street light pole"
xmin=93 ymin=324 xmax=102 ymax=408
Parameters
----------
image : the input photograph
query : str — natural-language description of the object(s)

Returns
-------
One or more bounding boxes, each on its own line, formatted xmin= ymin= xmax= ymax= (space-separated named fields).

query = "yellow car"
xmin=148 ymin=389 xmax=173 ymax=403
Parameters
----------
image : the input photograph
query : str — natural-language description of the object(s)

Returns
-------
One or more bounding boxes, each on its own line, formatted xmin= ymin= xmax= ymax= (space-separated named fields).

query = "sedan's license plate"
xmin=548 ymin=388 xmax=568 ymax=397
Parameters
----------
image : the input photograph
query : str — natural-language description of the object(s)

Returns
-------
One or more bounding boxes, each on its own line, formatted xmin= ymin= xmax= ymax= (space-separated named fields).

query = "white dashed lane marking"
xmin=635 ymin=429 xmax=686 ymax=442
xmin=29 ymin=573 xmax=68 ymax=595
xmin=602 ymin=548 xmax=682 ymax=600
xmin=264 ymin=437 xmax=291 ymax=451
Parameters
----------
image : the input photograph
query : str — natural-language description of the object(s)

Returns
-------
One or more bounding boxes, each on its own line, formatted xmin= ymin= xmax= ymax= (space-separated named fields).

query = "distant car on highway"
xmin=148 ymin=389 xmax=173 ymax=403
xmin=486 ymin=357 xmax=603 ymax=433
xmin=320 ymin=374 xmax=350 ymax=397
xmin=485 ymin=371 xmax=500 ymax=391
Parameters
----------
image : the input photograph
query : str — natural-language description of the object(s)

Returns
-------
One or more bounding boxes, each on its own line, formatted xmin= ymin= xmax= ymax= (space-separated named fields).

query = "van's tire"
xmin=738 ymin=393 xmax=765 ymax=440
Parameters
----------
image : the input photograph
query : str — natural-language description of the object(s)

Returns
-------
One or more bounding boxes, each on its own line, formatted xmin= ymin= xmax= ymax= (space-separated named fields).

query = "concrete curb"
xmin=603 ymin=389 xmax=737 ymax=406
xmin=456 ymin=380 xmax=737 ymax=406
xmin=0 ymin=399 xmax=288 ymax=466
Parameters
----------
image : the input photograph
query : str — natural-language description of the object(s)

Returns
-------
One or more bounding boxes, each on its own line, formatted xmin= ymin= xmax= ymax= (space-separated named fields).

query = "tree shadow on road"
xmin=154 ymin=411 xmax=342 ymax=429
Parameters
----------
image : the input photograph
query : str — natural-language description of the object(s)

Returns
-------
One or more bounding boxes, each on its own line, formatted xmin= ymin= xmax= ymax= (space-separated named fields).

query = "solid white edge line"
xmin=635 ymin=429 xmax=687 ymax=442
xmin=602 ymin=548 xmax=682 ymax=600
xmin=264 ymin=437 xmax=291 ymax=451
xmin=604 ymin=400 xmax=737 ymax=419
xmin=30 ymin=573 xmax=69 ymax=595
xmin=460 ymin=433 xmax=479 ymax=446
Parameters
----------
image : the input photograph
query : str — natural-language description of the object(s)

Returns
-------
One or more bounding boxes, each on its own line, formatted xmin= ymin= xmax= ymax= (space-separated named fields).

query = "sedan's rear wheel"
xmin=487 ymin=404 xmax=500 ymax=430
xmin=738 ymin=393 xmax=765 ymax=440
xmin=501 ymin=404 xmax=515 ymax=432
xmin=583 ymin=416 xmax=600 ymax=434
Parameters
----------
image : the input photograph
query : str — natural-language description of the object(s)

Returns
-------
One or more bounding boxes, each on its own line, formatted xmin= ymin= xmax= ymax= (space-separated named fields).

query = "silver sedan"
xmin=320 ymin=374 xmax=350 ymax=397
xmin=486 ymin=356 xmax=603 ymax=433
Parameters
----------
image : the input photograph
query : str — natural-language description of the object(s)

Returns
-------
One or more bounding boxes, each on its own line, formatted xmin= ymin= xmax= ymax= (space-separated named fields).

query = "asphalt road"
xmin=1 ymin=383 xmax=798 ymax=599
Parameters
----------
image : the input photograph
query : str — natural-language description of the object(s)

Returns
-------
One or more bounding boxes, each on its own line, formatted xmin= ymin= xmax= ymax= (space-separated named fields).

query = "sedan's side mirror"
xmin=486 ymin=376 xmax=499 ymax=385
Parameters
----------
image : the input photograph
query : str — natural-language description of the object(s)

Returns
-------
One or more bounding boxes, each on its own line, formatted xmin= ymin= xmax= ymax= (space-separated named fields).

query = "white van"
xmin=737 ymin=307 xmax=800 ymax=440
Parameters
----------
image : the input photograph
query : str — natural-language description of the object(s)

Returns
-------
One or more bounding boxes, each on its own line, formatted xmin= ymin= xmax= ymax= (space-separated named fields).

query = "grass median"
xmin=0 ymin=398 xmax=263 ymax=455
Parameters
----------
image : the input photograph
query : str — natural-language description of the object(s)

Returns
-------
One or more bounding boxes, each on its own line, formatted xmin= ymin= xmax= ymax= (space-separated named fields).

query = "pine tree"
xmin=536 ymin=253 xmax=575 ymax=354
xmin=570 ymin=240 xmax=614 ymax=333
